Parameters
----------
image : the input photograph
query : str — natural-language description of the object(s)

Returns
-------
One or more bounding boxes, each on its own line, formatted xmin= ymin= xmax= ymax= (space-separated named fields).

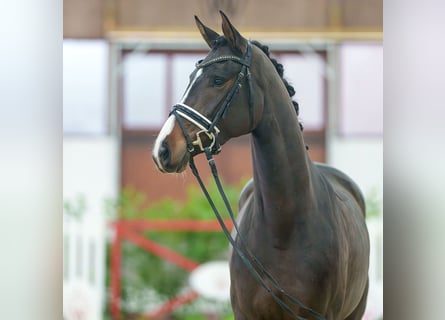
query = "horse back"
xmin=314 ymin=162 xmax=366 ymax=216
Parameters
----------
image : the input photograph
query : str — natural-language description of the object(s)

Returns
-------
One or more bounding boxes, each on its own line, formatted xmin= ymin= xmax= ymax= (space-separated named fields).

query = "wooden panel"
xmin=114 ymin=0 xmax=330 ymax=30
xmin=342 ymin=0 xmax=382 ymax=28
xmin=63 ymin=0 xmax=382 ymax=39
xmin=64 ymin=0 xmax=105 ymax=38
xmin=121 ymin=136 xmax=200 ymax=203
xmin=304 ymin=131 xmax=326 ymax=162
xmin=121 ymin=134 xmax=252 ymax=204
xmin=121 ymin=131 xmax=324 ymax=205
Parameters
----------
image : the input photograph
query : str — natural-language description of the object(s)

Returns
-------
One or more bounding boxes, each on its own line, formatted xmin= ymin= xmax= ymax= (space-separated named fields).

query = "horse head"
xmin=152 ymin=11 xmax=265 ymax=173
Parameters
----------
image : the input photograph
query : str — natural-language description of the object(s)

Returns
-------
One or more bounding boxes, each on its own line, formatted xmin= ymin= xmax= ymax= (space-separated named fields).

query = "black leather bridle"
xmin=169 ymin=41 xmax=326 ymax=320
xmin=169 ymin=41 xmax=254 ymax=157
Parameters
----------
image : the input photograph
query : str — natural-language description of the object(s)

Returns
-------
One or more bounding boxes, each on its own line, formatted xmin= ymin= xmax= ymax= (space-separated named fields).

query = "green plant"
xmin=366 ymin=189 xmax=383 ymax=219
xmin=106 ymin=179 xmax=247 ymax=318
xmin=63 ymin=194 xmax=86 ymax=220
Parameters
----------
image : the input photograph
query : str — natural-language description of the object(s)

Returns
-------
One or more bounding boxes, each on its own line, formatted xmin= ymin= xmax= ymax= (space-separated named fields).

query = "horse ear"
xmin=195 ymin=15 xmax=220 ymax=48
xmin=220 ymin=10 xmax=247 ymax=54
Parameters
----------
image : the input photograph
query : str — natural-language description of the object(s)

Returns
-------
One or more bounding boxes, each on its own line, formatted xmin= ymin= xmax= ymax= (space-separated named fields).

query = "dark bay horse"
xmin=152 ymin=12 xmax=369 ymax=320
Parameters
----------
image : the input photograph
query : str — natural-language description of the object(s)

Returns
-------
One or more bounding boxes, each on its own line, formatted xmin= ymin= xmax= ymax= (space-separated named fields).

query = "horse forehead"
xmin=211 ymin=43 xmax=233 ymax=55
xmin=202 ymin=45 xmax=237 ymax=64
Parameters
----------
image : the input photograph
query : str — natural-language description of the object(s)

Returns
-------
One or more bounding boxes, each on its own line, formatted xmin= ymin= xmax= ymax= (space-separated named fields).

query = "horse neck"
xmin=251 ymin=78 xmax=313 ymax=242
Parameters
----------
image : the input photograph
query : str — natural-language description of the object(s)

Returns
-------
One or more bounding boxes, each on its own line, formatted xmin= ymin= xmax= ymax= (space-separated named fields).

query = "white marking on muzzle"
xmin=153 ymin=115 xmax=176 ymax=170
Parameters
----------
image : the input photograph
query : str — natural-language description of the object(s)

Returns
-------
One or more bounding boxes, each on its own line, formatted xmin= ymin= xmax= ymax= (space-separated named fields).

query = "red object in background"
xmin=109 ymin=219 xmax=233 ymax=319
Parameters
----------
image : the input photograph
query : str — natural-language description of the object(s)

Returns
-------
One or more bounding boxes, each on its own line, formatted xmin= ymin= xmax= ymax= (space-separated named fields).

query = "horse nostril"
xmin=159 ymin=141 xmax=171 ymax=165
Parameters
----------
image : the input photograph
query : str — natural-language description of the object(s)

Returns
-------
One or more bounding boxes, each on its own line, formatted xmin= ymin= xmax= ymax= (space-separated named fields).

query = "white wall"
xmin=327 ymin=42 xmax=383 ymax=202
xmin=328 ymin=137 xmax=383 ymax=199
xmin=63 ymin=40 xmax=109 ymax=135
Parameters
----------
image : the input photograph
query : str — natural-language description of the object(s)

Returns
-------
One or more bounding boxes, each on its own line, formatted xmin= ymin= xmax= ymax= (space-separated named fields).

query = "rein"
xmin=170 ymin=42 xmax=326 ymax=320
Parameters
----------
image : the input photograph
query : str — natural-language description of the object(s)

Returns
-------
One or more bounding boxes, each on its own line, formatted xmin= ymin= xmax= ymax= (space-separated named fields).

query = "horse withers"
xmin=152 ymin=11 xmax=369 ymax=320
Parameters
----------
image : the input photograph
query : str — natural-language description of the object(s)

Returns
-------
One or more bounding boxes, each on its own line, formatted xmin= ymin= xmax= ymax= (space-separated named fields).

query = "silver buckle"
xmin=192 ymin=128 xmax=220 ymax=152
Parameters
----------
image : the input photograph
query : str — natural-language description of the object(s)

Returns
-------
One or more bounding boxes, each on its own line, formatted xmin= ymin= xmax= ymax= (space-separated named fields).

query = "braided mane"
xmin=251 ymin=40 xmax=303 ymax=132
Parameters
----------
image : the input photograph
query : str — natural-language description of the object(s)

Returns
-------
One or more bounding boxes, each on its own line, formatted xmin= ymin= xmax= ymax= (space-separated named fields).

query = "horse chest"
xmin=229 ymin=242 xmax=321 ymax=319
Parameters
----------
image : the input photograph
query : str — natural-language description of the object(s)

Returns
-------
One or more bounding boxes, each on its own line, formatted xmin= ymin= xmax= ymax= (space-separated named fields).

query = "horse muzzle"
xmin=152 ymin=140 xmax=190 ymax=173
xmin=152 ymin=115 xmax=190 ymax=173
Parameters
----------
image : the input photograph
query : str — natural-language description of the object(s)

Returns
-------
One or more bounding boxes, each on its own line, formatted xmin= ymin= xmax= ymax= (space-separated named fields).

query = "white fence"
xmin=364 ymin=218 xmax=383 ymax=319
xmin=63 ymin=137 xmax=118 ymax=320
xmin=63 ymin=214 xmax=105 ymax=320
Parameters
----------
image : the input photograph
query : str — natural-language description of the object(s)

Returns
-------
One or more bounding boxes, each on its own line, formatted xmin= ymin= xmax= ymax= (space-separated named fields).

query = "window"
xmin=172 ymin=54 xmax=206 ymax=103
xmin=122 ymin=53 xmax=168 ymax=129
xmin=338 ymin=43 xmax=383 ymax=136
xmin=120 ymin=49 xmax=326 ymax=133
xmin=63 ymin=40 xmax=108 ymax=135
xmin=122 ymin=52 xmax=205 ymax=131
xmin=280 ymin=53 xmax=326 ymax=131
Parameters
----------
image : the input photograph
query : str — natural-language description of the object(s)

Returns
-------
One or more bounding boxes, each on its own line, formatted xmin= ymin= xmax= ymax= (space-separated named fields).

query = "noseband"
xmin=167 ymin=41 xmax=325 ymax=320
xmin=169 ymin=41 xmax=254 ymax=156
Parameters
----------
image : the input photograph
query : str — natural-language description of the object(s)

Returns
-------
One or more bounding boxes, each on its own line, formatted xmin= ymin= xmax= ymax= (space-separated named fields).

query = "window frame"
xmin=116 ymin=43 xmax=329 ymax=138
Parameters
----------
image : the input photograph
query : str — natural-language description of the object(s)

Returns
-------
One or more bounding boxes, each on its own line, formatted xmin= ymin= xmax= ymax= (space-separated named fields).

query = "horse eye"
xmin=213 ymin=77 xmax=225 ymax=87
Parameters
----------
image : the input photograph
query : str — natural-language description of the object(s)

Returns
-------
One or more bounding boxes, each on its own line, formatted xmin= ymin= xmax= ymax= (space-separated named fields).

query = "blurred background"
xmin=63 ymin=0 xmax=382 ymax=319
